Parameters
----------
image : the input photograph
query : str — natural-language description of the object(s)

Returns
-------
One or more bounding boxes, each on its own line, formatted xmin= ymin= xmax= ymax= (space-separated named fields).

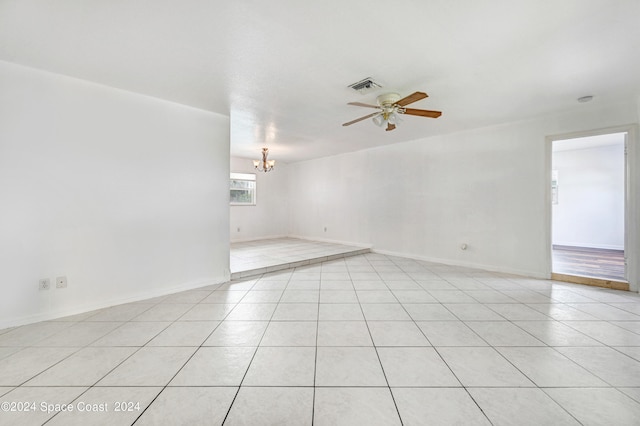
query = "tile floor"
xmin=1 ymin=252 xmax=640 ymax=425
xmin=230 ymin=238 xmax=369 ymax=278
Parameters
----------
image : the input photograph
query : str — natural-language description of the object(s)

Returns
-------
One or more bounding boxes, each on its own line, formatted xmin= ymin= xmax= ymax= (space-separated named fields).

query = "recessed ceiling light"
xmin=577 ymin=95 xmax=594 ymax=103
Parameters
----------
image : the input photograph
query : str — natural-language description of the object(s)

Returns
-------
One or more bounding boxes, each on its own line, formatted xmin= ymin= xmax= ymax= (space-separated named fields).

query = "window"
xmin=230 ymin=172 xmax=256 ymax=205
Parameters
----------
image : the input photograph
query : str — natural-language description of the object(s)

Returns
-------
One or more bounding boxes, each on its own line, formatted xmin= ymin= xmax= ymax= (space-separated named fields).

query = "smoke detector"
xmin=348 ymin=77 xmax=383 ymax=94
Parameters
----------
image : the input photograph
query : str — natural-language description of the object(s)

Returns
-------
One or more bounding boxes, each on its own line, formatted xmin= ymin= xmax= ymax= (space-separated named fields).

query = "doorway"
xmin=550 ymin=132 xmax=627 ymax=287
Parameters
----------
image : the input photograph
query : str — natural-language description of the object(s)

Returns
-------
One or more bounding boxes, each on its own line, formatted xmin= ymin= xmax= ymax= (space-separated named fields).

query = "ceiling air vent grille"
xmin=348 ymin=77 xmax=382 ymax=94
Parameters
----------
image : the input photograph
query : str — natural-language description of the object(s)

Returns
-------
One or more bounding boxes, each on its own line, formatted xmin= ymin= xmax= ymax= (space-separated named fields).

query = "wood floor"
xmin=552 ymin=245 xmax=625 ymax=281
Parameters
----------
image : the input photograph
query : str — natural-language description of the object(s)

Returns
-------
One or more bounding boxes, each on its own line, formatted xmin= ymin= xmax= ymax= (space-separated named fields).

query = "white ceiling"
xmin=1 ymin=0 xmax=640 ymax=163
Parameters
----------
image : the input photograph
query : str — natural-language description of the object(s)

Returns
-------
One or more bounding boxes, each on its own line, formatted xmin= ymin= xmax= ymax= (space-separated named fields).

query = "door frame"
xmin=544 ymin=124 xmax=638 ymax=292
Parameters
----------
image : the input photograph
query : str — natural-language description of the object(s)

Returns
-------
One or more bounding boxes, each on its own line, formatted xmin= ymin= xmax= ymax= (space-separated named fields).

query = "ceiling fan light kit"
xmin=253 ymin=147 xmax=275 ymax=172
xmin=343 ymin=90 xmax=442 ymax=132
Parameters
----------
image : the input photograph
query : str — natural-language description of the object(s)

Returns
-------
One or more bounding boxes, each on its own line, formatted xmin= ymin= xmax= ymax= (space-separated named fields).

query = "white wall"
xmin=0 ymin=61 xmax=230 ymax=328
xmin=230 ymin=156 xmax=289 ymax=242
xmin=288 ymin=101 xmax=639 ymax=285
xmin=552 ymin=143 xmax=625 ymax=249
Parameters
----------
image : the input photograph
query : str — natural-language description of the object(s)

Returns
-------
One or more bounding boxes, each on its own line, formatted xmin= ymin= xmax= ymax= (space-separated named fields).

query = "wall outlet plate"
xmin=56 ymin=276 xmax=67 ymax=289
xmin=39 ymin=278 xmax=50 ymax=291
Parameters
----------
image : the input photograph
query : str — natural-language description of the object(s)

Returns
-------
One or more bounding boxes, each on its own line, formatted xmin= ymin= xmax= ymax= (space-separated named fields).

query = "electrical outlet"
xmin=39 ymin=278 xmax=50 ymax=291
xmin=56 ymin=276 xmax=67 ymax=289
xmin=324 ymin=226 xmax=327 ymax=232
xmin=237 ymin=227 xmax=241 ymax=232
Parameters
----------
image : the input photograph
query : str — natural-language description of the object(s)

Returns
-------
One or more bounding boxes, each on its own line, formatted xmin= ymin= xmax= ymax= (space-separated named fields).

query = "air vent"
xmin=348 ymin=77 xmax=382 ymax=94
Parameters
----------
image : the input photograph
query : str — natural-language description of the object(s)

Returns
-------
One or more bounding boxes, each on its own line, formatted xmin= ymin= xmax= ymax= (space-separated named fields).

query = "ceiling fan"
xmin=342 ymin=91 xmax=442 ymax=131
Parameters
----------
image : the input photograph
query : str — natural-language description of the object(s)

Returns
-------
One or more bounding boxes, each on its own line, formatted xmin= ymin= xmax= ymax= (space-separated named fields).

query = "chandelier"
xmin=253 ymin=148 xmax=275 ymax=172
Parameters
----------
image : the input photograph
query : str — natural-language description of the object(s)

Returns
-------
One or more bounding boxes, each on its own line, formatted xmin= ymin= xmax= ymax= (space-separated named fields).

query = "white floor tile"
xmin=85 ymin=303 xmax=153 ymax=322
xmin=417 ymin=321 xmax=488 ymax=346
xmin=240 ymin=290 xmax=284 ymax=303
xmin=513 ymin=321 xmax=602 ymax=346
xmin=0 ymin=347 xmax=77 ymax=386
xmin=566 ymin=303 xmax=640 ymax=321
xmin=378 ymin=347 xmax=459 ymax=386
xmin=132 ymin=304 xmax=193 ymax=321
xmin=260 ymin=321 xmax=317 ymax=346
xmin=619 ymin=387 xmax=640 ymax=403
xmin=561 ymin=321 xmax=640 ymax=346
xmin=555 ymin=346 xmax=640 ymax=386
xmin=392 ymin=388 xmax=490 ymax=426
xmin=280 ymin=290 xmax=319 ymax=303
xmin=315 ymin=347 xmax=387 ymax=386
xmin=33 ymin=322 xmax=123 ymax=347
xmin=320 ymin=280 xmax=353 ymax=290
xmin=169 ymin=347 xmax=256 ymax=386
xmin=360 ymin=304 xmax=411 ymax=320
xmin=225 ymin=387 xmax=313 ymax=426
xmin=437 ymin=347 xmax=535 ymax=387
xmin=136 ymin=387 xmax=236 ymax=426
xmin=356 ymin=290 xmax=398 ymax=303
xmin=497 ymin=347 xmax=608 ymax=387
xmin=317 ymin=321 xmax=372 ymax=346
xmin=444 ymin=304 xmax=504 ymax=320
xmin=226 ymin=303 xmax=277 ymax=321
xmin=272 ymin=303 xmax=318 ymax=321
xmin=429 ymin=290 xmax=478 ymax=304
xmin=179 ymin=303 xmax=235 ymax=320
xmin=201 ymin=291 xmax=247 ymax=303
xmin=146 ymin=321 xmax=218 ymax=346
xmin=320 ymin=290 xmax=359 ymax=303
xmin=0 ymin=322 xmax=73 ymax=347
xmin=91 ymin=322 xmax=170 ymax=346
xmin=469 ymin=388 xmax=580 ymax=426
xmin=367 ymin=321 xmax=430 ymax=346
xmin=243 ymin=346 xmax=315 ymax=386
xmin=352 ymin=280 xmax=388 ymax=290
xmin=25 ymin=347 xmax=136 ymax=386
xmin=465 ymin=321 xmax=545 ymax=346
xmin=615 ymin=346 xmax=640 ymax=362
xmin=544 ymin=388 xmax=640 ymax=426
xmin=527 ymin=303 xmax=598 ymax=320
xmin=314 ymin=387 xmax=401 ymax=426
xmin=464 ymin=290 xmax=517 ymax=303
xmin=203 ymin=321 xmax=268 ymax=346
xmin=403 ymin=304 xmax=458 ymax=321
xmin=485 ymin=303 xmax=551 ymax=320
xmin=391 ymin=290 xmax=437 ymax=303
xmin=318 ymin=304 xmax=365 ymax=320
xmin=97 ymin=347 xmax=195 ymax=386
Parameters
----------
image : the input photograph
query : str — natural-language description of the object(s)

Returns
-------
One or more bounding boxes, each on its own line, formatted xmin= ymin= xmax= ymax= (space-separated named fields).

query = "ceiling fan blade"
xmin=342 ymin=112 xmax=381 ymax=126
xmin=386 ymin=123 xmax=396 ymax=131
xmin=396 ymin=91 xmax=428 ymax=107
xmin=402 ymin=108 xmax=442 ymax=118
xmin=348 ymin=102 xmax=380 ymax=109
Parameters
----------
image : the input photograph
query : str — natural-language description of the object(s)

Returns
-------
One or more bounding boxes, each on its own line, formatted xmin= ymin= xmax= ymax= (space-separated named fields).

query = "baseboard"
xmin=230 ymin=234 xmax=289 ymax=243
xmin=371 ymin=248 xmax=548 ymax=279
xmin=287 ymin=234 xmax=373 ymax=249
xmin=0 ymin=275 xmax=229 ymax=330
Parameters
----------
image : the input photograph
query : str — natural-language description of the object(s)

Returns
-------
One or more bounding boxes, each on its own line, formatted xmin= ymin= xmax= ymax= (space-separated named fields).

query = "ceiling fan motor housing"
xmin=376 ymin=93 xmax=401 ymax=107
